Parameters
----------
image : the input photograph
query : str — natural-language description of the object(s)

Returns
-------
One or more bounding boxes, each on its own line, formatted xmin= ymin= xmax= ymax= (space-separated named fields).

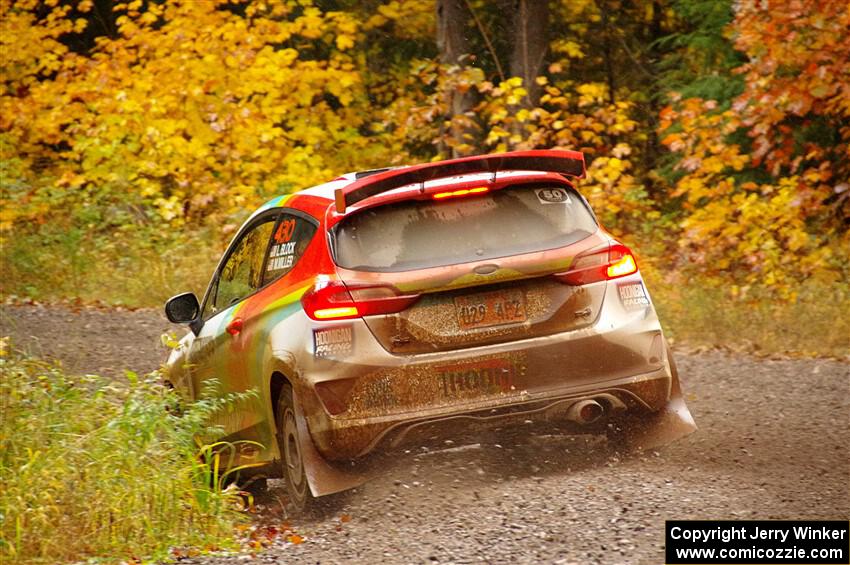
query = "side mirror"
xmin=165 ymin=292 xmax=200 ymax=324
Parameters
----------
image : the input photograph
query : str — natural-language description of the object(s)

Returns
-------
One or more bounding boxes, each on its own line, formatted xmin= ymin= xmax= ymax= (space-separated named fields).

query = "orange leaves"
xmin=234 ymin=521 xmax=307 ymax=554
xmin=732 ymin=0 xmax=850 ymax=179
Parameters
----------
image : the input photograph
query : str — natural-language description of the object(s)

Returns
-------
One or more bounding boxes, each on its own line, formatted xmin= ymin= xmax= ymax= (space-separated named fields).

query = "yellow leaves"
xmin=336 ymin=34 xmax=355 ymax=50
xmin=56 ymin=171 xmax=86 ymax=189
xmin=485 ymin=126 xmax=510 ymax=145
xmin=607 ymin=157 xmax=624 ymax=172
xmin=378 ymin=1 xmax=402 ymax=19
xmin=364 ymin=0 xmax=434 ymax=38
xmin=295 ymin=7 xmax=324 ymax=39
xmin=576 ymin=83 xmax=607 ymax=107
xmin=139 ymin=11 xmax=158 ymax=25
xmin=551 ymin=39 xmax=584 ymax=59
xmin=2 ymin=1 xmax=396 ymax=230
xmin=154 ymin=196 xmax=184 ymax=223
xmin=137 ymin=178 xmax=160 ymax=198
xmin=702 ymin=156 xmax=725 ymax=175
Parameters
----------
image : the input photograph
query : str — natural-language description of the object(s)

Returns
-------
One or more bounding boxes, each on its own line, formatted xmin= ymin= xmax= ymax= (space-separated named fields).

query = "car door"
xmin=188 ymin=213 xmax=279 ymax=442
xmin=216 ymin=210 xmax=321 ymax=460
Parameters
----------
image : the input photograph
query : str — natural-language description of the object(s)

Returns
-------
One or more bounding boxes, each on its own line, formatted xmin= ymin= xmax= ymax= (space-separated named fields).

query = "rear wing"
xmin=334 ymin=149 xmax=586 ymax=214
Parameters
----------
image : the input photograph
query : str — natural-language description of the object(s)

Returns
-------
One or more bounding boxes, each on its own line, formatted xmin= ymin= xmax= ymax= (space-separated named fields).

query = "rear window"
xmin=333 ymin=184 xmax=597 ymax=272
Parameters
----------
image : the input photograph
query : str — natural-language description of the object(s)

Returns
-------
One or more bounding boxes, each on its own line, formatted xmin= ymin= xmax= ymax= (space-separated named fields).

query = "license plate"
xmin=454 ymin=289 xmax=527 ymax=330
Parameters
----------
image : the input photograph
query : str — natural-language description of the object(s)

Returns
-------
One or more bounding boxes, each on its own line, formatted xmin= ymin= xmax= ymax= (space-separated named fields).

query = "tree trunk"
xmin=508 ymin=0 xmax=548 ymax=108
xmin=600 ymin=0 xmax=617 ymax=104
xmin=437 ymin=0 xmax=478 ymax=157
xmin=437 ymin=0 xmax=470 ymax=67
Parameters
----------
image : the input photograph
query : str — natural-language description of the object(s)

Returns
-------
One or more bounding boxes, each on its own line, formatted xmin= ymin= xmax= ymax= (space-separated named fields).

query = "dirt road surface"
xmin=2 ymin=304 xmax=848 ymax=564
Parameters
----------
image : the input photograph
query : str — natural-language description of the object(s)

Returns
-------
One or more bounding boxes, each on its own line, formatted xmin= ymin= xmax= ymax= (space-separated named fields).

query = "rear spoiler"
xmin=334 ymin=149 xmax=586 ymax=214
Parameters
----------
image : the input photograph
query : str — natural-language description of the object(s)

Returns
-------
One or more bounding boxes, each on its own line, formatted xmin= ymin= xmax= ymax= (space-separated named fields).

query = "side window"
xmin=205 ymin=218 xmax=276 ymax=318
xmin=263 ymin=213 xmax=318 ymax=284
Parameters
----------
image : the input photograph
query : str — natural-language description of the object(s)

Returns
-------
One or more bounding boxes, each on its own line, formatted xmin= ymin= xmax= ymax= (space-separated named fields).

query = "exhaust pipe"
xmin=566 ymin=399 xmax=605 ymax=425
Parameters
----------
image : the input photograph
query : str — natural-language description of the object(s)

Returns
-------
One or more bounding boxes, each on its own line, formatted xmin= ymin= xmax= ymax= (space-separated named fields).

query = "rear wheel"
xmin=276 ymin=385 xmax=312 ymax=511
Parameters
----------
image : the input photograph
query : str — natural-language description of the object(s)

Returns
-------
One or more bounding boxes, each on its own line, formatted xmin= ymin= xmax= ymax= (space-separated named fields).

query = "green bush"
xmin=0 ymin=353 xmax=251 ymax=564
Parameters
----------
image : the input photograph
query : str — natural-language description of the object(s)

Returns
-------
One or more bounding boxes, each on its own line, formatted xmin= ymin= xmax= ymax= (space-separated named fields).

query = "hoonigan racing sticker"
xmin=313 ymin=325 xmax=354 ymax=358
xmin=617 ymin=281 xmax=650 ymax=310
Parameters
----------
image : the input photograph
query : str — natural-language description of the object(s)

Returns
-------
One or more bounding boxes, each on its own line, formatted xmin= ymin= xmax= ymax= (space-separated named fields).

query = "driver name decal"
xmin=267 ymin=241 xmax=297 ymax=271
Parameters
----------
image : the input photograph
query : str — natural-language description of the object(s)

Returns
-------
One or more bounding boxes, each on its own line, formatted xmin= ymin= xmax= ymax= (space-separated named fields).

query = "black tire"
xmin=242 ymin=477 xmax=268 ymax=495
xmin=276 ymin=385 xmax=312 ymax=512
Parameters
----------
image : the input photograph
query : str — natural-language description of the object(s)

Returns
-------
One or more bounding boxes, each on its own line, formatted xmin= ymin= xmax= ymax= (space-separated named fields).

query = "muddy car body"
xmin=164 ymin=150 xmax=696 ymax=507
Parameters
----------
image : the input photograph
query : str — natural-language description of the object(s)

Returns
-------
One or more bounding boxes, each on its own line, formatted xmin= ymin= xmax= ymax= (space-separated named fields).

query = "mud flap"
xmin=620 ymin=367 xmax=697 ymax=451
xmin=292 ymin=390 xmax=373 ymax=497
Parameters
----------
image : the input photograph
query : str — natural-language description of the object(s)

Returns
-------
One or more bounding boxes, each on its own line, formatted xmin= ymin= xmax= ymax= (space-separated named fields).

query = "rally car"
xmin=164 ymin=150 xmax=696 ymax=508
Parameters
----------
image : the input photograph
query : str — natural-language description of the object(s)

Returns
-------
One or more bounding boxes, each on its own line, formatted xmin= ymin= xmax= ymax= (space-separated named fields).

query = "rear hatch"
xmin=332 ymin=182 xmax=607 ymax=354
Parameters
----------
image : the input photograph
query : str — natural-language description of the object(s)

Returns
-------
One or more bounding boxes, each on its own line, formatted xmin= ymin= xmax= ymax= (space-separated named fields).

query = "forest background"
xmin=2 ymin=0 xmax=848 ymax=356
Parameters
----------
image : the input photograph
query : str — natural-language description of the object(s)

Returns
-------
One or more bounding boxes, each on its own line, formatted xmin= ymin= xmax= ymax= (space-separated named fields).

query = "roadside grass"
xmin=0 ymin=351 xmax=252 ymax=564
xmin=0 ymin=225 xmax=221 ymax=308
xmin=2 ymin=227 xmax=847 ymax=358
xmin=647 ymin=276 xmax=850 ymax=359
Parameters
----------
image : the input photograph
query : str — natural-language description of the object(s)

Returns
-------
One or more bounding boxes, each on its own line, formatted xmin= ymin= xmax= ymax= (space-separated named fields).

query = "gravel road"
xmin=2 ymin=304 xmax=848 ymax=564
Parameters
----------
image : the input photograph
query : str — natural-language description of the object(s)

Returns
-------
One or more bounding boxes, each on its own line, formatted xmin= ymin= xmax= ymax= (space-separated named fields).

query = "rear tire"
xmin=276 ymin=385 xmax=312 ymax=512
xmin=242 ymin=477 xmax=268 ymax=495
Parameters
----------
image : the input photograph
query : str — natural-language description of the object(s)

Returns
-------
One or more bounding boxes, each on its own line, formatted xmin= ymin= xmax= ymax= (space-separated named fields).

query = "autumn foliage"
xmin=659 ymin=0 xmax=850 ymax=294
xmin=1 ymin=0 xmax=848 ymax=302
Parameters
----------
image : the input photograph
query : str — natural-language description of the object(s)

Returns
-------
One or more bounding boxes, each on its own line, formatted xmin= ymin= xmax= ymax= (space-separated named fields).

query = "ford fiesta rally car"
xmin=164 ymin=150 xmax=696 ymax=508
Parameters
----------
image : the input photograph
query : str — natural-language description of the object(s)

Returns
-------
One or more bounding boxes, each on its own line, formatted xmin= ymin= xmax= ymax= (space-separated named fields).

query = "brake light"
xmin=556 ymin=243 xmax=638 ymax=285
xmin=433 ymin=186 xmax=489 ymax=200
xmin=314 ymin=306 xmax=359 ymax=320
xmin=301 ymin=280 xmax=420 ymax=320
xmin=607 ymin=252 xmax=637 ymax=278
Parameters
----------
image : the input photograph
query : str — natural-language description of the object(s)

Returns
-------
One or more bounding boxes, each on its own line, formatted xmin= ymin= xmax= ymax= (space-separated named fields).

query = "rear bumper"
xmin=298 ymin=303 xmax=672 ymax=460
xmin=350 ymin=367 xmax=671 ymax=456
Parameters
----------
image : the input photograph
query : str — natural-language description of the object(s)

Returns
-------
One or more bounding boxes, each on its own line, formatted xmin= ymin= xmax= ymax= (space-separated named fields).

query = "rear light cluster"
xmin=301 ymin=280 xmax=420 ymax=321
xmin=556 ymin=243 xmax=638 ymax=285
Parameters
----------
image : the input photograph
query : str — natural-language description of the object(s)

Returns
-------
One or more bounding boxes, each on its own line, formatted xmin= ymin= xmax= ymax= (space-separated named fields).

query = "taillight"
xmin=555 ymin=243 xmax=638 ymax=285
xmin=301 ymin=280 xmax=420 ymax=321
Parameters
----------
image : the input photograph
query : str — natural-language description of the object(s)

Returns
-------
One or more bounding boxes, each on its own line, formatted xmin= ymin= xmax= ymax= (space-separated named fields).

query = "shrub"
xmin=0 ymin=352 xmax=250 ymax=564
